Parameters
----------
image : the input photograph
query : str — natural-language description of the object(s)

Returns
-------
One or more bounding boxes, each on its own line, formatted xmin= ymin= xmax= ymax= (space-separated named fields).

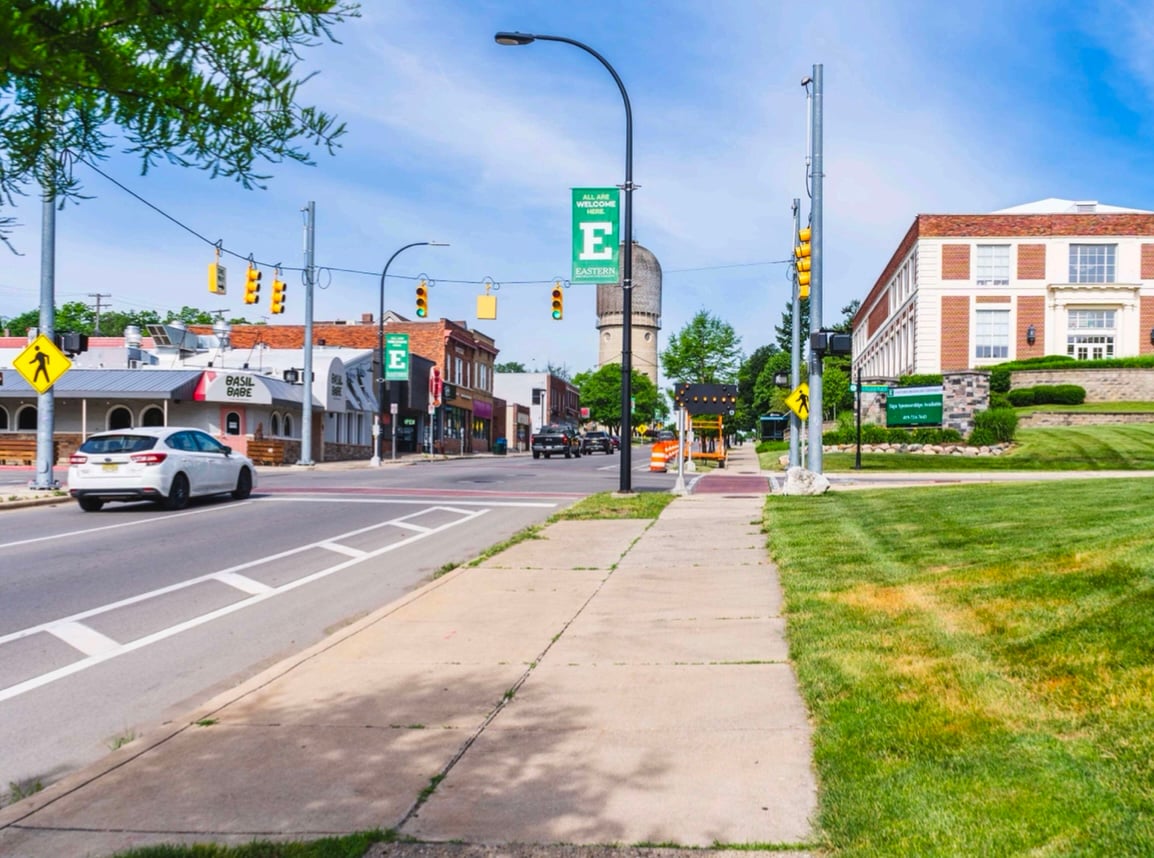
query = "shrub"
xmin=989 ymin=366 xmax=1011 ymax=393
xmin=970 ymin=408 xmax=1018 ymax=445
xmin=1035 ymin=384 xmax=1085 ymax=405
xmin=898 ymin=374 xmax=943 ymax=388
xmin=1007 ymin=388 xmax=1036 ymax=406
xmin=908 ymin=427 xmax=963 ymax=444
xmin=989 ymin=392 xmax=1013 ymax=410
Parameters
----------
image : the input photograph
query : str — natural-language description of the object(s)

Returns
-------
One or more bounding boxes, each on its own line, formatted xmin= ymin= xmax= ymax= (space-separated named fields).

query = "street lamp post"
xmin=372 ymin=241 xmax=448 ymax=467
xmin=495 ymin=30 xmax=636 ymax=493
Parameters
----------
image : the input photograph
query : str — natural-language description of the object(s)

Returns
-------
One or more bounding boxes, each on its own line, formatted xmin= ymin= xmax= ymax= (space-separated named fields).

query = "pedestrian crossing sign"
xmin=15 ymin=334 xmax=72 ymax=394
xmin=784 ymin=382 xmax=810 ymax=421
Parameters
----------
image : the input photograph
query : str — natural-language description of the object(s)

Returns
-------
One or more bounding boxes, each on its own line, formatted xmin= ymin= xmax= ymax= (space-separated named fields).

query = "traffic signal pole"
xmin=790 ymin=198 xmax=802 ymax=469
xmin=807 ymin=64 xmax=825 ymax=474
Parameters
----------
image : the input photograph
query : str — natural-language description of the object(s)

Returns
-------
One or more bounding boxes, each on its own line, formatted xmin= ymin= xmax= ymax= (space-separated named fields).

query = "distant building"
xmin=597 ymin=241 xmax=662 ymax=386
xmin=492 ymin=371 xmax=580 ymax=434
xmin=852 ymin=199 xmax=1154 ymax=378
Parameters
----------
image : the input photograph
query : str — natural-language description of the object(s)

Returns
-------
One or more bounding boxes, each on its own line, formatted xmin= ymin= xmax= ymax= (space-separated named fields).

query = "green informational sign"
xmin=384 ymin=333 xmax=410 ymax=381
xmin=886 ymin=387 xmax=944 ymax=426
xmin=571 ymin=187 xmax=620 ymax=284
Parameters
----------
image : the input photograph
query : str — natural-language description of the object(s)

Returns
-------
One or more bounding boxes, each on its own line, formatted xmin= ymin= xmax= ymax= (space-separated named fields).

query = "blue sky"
xmin=4 ymin=0 xmax=1154 ymax=385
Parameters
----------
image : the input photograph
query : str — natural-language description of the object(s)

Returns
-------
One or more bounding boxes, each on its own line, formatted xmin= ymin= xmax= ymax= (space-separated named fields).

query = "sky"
xmin=4 ymin=0 xmax=1154 ymax=388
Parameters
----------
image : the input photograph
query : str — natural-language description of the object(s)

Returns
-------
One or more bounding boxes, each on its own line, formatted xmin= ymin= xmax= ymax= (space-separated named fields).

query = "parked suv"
xmin=530 ymin=424 xmax=582 ymax=459
xmin=581 ymin=430 xmax=614 ymax=455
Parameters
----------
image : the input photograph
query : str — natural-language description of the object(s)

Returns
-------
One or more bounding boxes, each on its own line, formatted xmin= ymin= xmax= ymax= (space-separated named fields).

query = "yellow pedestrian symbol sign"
xmin=15 ymin=334 xmax=72 ymax=394
xmin=785 ymin=382 xmax=810 ymax=421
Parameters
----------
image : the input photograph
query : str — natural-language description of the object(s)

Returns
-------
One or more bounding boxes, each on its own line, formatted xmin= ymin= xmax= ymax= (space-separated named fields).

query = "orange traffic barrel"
xmin=649 ymin=442 xmax=668 ymax=472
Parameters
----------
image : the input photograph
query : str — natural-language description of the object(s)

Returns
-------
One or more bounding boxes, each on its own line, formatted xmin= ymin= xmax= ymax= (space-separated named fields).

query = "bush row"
xmin=969 ymin=408 xmax=1018 ymax=446
xmin=1006 ymin=384 xmax=1086 ymax=406
xmin=823 ymin=424 xmax=963 ymax=446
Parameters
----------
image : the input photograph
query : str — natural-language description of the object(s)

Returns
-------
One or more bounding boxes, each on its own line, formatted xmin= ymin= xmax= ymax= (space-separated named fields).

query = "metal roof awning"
xmin=0 ymin=369 xmax=204 ymax=400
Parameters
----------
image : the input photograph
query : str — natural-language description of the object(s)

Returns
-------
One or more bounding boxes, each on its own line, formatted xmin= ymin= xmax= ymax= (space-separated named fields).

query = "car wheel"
xmin=232 ymin=468 xmax=253 ymax=500
xmin=564 ymin=449 xmax=571 ymax=459
xmin=163 ymin=473 xmax=190 ymax=510
xmin=533 ymin=451 xmax=540 ymax=459
xmin=77 ymin=497 xmax=104 ymax=512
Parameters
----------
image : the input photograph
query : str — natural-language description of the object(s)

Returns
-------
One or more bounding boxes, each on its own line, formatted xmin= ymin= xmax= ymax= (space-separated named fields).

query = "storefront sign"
xmin=385 ymin=333 xmax=410 ymax=382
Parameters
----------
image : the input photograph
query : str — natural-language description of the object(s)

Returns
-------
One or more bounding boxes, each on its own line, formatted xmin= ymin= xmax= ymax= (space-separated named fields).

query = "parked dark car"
xmin=581 ymin=430 xmax=615 ymax=455
xmin=531 ymin=424 xmax=582 ymax=459
xmin=609 ymin=435 xmax=621 ymax=450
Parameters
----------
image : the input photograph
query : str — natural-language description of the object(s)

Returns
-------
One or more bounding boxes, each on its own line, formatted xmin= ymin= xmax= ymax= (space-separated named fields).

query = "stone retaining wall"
xmin=1016 ymin=411 xmax=1154 ymax=428
xmin=1011 ymin=368 xmax=1154 ymax=401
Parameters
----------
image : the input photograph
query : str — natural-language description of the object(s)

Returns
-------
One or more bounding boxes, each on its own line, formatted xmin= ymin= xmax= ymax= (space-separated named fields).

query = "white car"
xmin=68 ymin=427 xmax=257 ymax=512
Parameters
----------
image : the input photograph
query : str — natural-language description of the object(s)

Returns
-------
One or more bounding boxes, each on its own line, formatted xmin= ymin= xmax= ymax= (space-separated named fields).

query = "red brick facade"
xmin=940 ymin=296 xmax=970 ymax=371
xmin=867 ymin=297 xmax=889 ymax=338
xmin=941 ymin=244 xmax=970 ymax=280
xmin=1142 ymin=296 xmax=1154 ymax=356
xmin=1017 ymin=244 xmax=1046 ymax=279
xmin=1018 ymin=296 xmax=1045 ymax=357
xmin=1142 ymin=244 xmax=1154 ymax=280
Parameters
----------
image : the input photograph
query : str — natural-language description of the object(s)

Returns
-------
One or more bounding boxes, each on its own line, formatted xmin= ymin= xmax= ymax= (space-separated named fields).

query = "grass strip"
xmin=766 ymin=479 xmax=1154 ymax=855
xmin=111 ymin=829 xmax=392 ymax=857
xmin=550 ymin=490 xmax=676 ymax=520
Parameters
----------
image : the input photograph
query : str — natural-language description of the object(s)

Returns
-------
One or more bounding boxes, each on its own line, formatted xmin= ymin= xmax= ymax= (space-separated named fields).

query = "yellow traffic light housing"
xmin=795 ymin=225 xmax=812 ymax=299
xmin=270 ymin=274 xmax=286 ymax=314
xmin=415 ymin=279 xmax=429 ymax=318
xmin=551 ymin=282 xmax=564 ymax=320
xmin=244 ymin=264 xmax=262 ymax=304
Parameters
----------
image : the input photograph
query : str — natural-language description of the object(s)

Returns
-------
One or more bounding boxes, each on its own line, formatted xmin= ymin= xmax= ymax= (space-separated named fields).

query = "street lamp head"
xmin=800 ymin=75 xmax=813 ymax=87
xmin=495 ymin=31 xmax=536 ymax=46
xmin=427 ymin=241 xmax=450 ymax=247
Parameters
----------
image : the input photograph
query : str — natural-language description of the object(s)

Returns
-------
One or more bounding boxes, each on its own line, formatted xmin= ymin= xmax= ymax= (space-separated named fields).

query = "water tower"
xmin=596 ymin=241 xmax=662 ymax=386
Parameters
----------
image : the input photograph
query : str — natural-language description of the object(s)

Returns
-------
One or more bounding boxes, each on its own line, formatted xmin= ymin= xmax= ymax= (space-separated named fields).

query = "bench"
xmin=0 ymin=437 xmax=59 ymax=465
xmin=246 ymin=439 xmax=286 ymax=466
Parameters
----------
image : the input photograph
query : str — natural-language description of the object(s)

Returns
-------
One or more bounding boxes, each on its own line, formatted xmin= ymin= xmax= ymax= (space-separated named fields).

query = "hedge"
xmin=969 ymin=408 xmax=1018 ymax=445
xmin=1007 ymin=384 xmax=1086 ymax=407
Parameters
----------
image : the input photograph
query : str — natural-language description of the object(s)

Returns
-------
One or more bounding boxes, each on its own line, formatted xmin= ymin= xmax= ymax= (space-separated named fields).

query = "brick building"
xmin=201 ymin=314 xmax=500 ymax=454
xmin=852 ymin=199 xmax=1154 ymax=378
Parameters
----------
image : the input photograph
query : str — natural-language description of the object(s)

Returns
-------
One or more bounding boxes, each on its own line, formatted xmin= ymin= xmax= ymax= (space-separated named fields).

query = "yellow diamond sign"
xmin=784 ymin=382 xmax=810 ymax=421
xmin=15 ymin=334 xmax=72 ymax=394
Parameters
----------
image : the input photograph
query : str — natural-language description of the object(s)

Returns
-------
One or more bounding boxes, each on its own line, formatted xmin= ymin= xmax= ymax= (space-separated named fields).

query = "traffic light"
xmin=208 ymin=261 xmax=226 ymax=294
xmin=415 ymin=279 xmax=429 ymax=318
xmin=551 ymin=282 xmax=564 ymax=320
xmin=270 ymin=275 xmax=286 ymax=314
xmin=244 ymin=264 xmax=262 ymax=304
xmin=795 ymin=225 xmax=812 ymax=299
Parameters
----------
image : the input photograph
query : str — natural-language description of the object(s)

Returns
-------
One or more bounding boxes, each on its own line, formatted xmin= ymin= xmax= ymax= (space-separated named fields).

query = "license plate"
xmin=102 ymin=463 xmax=118 ymax=472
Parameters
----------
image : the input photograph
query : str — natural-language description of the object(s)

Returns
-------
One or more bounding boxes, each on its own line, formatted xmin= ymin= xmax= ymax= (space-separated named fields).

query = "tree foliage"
xmin=494 ymin=361 xmax=527 ymax=373
xmin=2 ymin=302 xmax=251 ymax=335
xmin=660 ymin=310 xmax=742 ymax=385
xmin=735 ymin=343 xmax=779 ymax=430
xmin=572 ymin=363 xmax=661 ymax=435
xmin=0 ymin=1 xmax=358 ymax=245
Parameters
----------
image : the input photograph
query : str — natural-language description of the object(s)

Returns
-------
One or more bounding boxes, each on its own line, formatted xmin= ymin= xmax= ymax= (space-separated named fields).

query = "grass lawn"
xmin=766 ymin=479 xmax=1154 ymax=855
xmin=761 ymin=423 xmax=1154 ymax=471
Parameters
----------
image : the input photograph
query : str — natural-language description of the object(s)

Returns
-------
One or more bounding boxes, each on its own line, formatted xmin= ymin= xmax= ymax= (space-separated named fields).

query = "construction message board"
xmin=673 ymin=383 xmax=738 ymax=416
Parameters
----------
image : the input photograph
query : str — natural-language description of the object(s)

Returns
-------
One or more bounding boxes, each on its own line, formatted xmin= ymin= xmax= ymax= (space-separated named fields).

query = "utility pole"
xmin=32 ymin=178 xmax=58 ymax=490
xmin=88 ymin=292 xmax=111 ymax=335
xmin=298 ymin=201 xmax=316 ymax=466
xmin=806 ymin=63 xmax=825 ymax=473
xmin=790 ymin=198 xmax=802 ymax=469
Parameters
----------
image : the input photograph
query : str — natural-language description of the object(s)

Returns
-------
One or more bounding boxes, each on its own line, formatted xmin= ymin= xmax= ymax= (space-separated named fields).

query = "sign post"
xmin=572 ymin=188 xmax=620 ymax=284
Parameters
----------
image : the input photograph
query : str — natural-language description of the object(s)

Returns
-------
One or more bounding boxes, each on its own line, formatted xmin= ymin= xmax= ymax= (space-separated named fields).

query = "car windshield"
xmin=79 ymin=434 xmax=158 ymax=454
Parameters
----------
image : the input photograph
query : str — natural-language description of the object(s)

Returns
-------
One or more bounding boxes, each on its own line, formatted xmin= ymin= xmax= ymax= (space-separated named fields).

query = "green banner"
xmin=572 ymin=187 xmax=620 ymax=284
xmin=886 ymin=388 xmax=943 ymax=427
xmin=384 ymin=333 xmax=410 ymax=381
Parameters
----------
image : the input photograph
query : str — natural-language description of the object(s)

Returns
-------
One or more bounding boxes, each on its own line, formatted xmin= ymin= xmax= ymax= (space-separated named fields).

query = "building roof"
xmin=0 ymin=369 xmax=203 ymax=399
xmin=992 ymin=198 xmax=1153 ymax=215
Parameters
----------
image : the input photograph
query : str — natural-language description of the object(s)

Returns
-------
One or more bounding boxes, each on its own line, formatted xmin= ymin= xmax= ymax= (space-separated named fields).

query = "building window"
xmin=974 ymin=309 xmax=1010 ymax=359
xmin=976 ymin=245 xmax=1010 ymax=285
xmin=225 ymin=411 xmax=241 ymax=435
xmin=0 ymin=407 xmax=8 ymax=430
xmin=17 ymin=405 xmax=36 ymax=430
xmin=141 ymin=406 xmax=164 ymax=426
xmin=271 ymin=413 xmax=280 ymax=436
xmin=108 ymin=406 xmax=133 ymax=430
xmin=1067 ymin=309 xmax=1116 ymax=360
xmin=283 ymin=414 xmax=294 ymax=437
xmin=1069 ymin=244 xmax=1115 ymax=283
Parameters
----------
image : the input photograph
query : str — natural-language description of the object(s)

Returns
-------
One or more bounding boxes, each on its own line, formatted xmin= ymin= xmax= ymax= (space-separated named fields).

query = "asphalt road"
xmin=0 ymin=451 xmax=681 ymax=792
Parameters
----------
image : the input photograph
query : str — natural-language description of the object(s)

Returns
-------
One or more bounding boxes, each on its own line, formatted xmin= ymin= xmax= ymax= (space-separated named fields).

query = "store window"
xmin=225 ymin=411 xmax=241 ymax=435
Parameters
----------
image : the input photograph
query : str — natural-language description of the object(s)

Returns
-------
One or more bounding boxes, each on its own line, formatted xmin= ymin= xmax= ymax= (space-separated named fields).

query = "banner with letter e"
xmin=571 ymin=187 xmax=620 ymax=284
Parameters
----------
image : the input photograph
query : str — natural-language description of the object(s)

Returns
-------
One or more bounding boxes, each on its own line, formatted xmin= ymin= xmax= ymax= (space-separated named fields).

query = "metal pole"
xmin=372 ymin=241 xmax=442 ymax=466
xmin=854 ymin=365 xmax=863 ymax=470
xmin=495 ymin=32 xmax=634 ymax=493
xmin=299 ymin=201 xmax=316 ymax=466
xmin=790 ymin=198 xmax=802 ymax=469
xmin=32 ymin=180 xmax=57 ymax=490
xmin=807 ymin=64 xmax=825 ymax=473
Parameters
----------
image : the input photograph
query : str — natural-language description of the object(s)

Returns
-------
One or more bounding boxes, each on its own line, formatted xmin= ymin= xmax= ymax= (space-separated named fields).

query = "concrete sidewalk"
xmin=0 ymin=450 xmax=818 ymax=858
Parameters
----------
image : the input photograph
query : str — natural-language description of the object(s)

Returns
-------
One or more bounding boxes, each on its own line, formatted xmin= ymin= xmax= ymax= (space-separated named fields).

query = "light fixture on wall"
xmin=1026 ymin=324 xmax=1036 ymax=346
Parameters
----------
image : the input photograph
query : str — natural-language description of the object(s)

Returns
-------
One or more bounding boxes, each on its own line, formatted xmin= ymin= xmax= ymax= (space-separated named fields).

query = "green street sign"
xmin=384 ymin=333 xmax=410 ymax=382
xmin=572 ymin=187 xmax=620 ymax=284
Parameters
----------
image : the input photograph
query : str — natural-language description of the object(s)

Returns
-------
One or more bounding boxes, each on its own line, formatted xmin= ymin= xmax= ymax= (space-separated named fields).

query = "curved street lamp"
xmin=495 ymin=30 xmax=636 ymax=493
xmin=372 ymin=241 xmax=449 ymax=466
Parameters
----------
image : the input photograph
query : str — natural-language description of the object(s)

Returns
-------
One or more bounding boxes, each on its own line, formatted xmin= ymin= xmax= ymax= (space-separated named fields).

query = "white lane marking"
xmin=46 ymin=621 xmax=120 ymax=657
xmin=318 ymin=542 xmax=368 ymax=558
xmin=0 ymin=502 xmax=256 ymax=550
xmin=0 ymin=507 xmax=490 ymax=704
xmin=213 ymin=571 xmax=274 ymax=595
xmin=389 ymin=521 xmax=431 ymax=533
xmin=260 ymin=497 xmax=561 ymax=508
